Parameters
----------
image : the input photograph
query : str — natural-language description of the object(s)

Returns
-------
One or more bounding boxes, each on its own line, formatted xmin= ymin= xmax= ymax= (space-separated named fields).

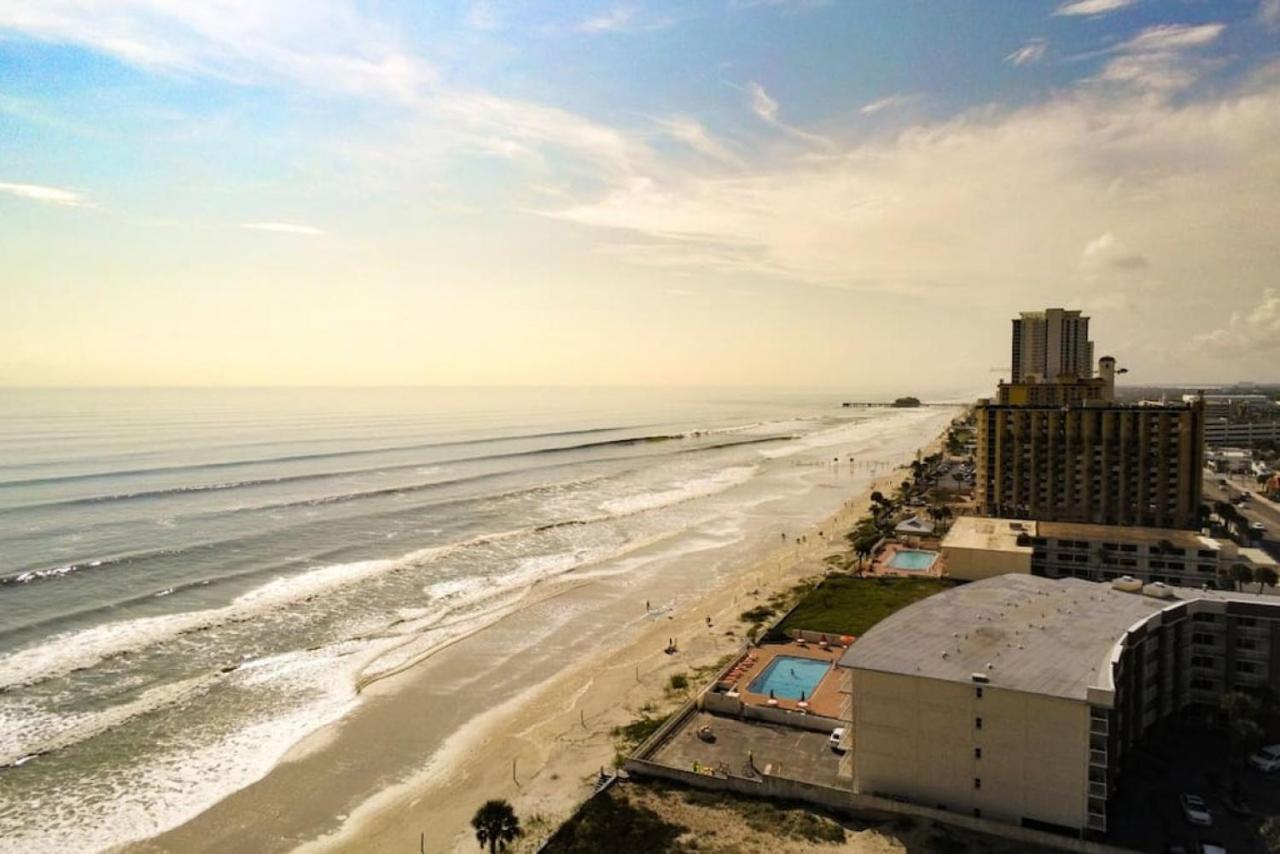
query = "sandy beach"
xmin=130 ymin=407 xmax=958 ymax=854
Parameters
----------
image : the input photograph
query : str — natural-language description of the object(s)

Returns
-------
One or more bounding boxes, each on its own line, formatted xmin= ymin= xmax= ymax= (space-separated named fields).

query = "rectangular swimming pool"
xmin=887 ymin=549 xmax=938 ymax=571
xmin=747 ymin=655 xmax=831 ymax=700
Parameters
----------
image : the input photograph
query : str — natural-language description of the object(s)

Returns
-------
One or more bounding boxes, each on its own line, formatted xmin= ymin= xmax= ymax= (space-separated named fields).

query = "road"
xmin=1203 ymin=472 xmax=1280 ymax=562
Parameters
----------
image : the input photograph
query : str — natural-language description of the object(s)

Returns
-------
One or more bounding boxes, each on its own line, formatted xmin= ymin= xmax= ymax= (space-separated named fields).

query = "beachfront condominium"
xmin=1010 ymin=308 xmax=1094 ymax=382
xmin=839 ymin=574 xmax=1280 ymax=837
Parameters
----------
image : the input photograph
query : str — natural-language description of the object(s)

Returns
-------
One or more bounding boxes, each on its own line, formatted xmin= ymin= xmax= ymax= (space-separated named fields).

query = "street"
xmin=1203 ymin=472 xmax=1280 ymax=563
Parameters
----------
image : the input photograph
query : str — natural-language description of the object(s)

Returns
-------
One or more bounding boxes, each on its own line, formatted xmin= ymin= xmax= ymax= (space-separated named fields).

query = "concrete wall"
xmin=851 ymin=669 xmax=1089 ymax=832
xmin=943 ymin=545 xmax=1032 ymax=582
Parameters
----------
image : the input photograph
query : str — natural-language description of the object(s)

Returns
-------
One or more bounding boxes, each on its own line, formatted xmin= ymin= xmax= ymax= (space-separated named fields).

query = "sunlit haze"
xmin=2 ymin=0 xmax=1279 ymax=389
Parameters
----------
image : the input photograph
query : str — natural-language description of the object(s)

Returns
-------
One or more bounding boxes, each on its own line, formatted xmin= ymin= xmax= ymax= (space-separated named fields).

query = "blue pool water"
xmin=747 ymin=655 xmax=831 ymax=700
xmin=887 ymin=549 xmax=938 ymax=571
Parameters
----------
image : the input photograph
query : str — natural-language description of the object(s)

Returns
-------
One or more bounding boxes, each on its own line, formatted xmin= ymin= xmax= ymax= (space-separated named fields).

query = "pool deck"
xmin=717 ymin=640 xmax=847 ymax=720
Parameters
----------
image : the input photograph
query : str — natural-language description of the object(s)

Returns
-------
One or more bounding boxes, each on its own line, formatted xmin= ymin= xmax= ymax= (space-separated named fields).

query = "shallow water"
xmin=0 ymin=387 xmax=948 ymax=851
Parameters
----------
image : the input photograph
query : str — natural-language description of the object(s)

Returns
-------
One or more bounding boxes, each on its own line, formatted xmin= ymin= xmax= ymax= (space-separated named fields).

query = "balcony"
xmin=1089 ymin=749 xmax=1108 ymax=768
xmin=1089 ymin=781 xmax=1108 ymax=799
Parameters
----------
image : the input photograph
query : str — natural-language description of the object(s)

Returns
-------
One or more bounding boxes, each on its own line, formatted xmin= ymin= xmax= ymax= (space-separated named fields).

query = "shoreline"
xmin=132 ymin=408 xmax=959 ymax=854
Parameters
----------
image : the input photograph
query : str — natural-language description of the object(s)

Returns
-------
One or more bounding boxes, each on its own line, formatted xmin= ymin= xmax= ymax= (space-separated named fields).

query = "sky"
xmin=1 ymin=0 xmax=1279 ymax=393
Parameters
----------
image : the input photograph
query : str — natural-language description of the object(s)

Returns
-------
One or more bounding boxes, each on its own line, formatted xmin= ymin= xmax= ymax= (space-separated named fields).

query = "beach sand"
xmin=131 ymin=409 xmax=957 ymax=854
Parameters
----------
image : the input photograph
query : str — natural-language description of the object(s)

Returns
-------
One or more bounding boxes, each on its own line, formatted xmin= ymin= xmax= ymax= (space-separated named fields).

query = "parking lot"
xmin=1107 ymin=720 xmax=1280 ymax=853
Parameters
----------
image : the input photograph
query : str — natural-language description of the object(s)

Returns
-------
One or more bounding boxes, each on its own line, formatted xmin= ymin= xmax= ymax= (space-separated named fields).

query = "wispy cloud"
xmin=1006 ymin=38 xmax=1048 ymax=67
xmin=575 ymin=6 xmax=679 ymax=34
xmin=1097 ymin=22 xmax=1225 ymax=91
xmin=241 ymin=222 xmax=324 ymax=236
xmin=744 ymin=81 xmax=834 ymax=149
xmin=0 ymin=180 xmax=88 ymax=207
xmin=578 ymin=7 xmax=634 ymax=32
xmin=0 ymin=1 xmax=434 ymax=100
xmin=860 ymin=94 xmax=911 ymax=115
xmin=654 ymin=116 xmax=743 ymax=166
xmin=465 ymin=1 xmax=499 ymax=31
xmin=1053 ymin=0 xmax=1137 ymax=17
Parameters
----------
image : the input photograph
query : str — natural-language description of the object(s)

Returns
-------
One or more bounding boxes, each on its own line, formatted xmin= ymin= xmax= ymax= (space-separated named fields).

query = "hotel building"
xmin=1010 ymin=308 xmax=1094 ymax=383
xmin=976 ymin=358 xmax=1206 ymax=530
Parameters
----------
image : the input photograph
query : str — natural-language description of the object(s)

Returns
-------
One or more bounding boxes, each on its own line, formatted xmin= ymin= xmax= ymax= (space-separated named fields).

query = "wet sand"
xmin=131 ymin=409 xmax=958 ymax=854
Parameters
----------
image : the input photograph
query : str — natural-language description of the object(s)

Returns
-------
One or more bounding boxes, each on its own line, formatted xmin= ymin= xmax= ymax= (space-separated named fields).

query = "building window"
xmin=1237 ymin=638 xmax=1257 ymax=651
xmin=974 ymin=778 xmax=982 ymax=790
xmin=976 ymin=687 xmax=983 ymax=699
xmin=974 ymin=808 xmax=982 ymax=818
xmin=1236 ymin=661 xmax=1258 ymax=674
xmin=1239 ymin=618 xmax=1258 ymax=628
xmin=975 ymin=716 xmax=983 ymax=730
xmin=1192 ymin=633 xmax=1215 ymax=645
xmin=975 ymin=747 xmax=982 ymax=760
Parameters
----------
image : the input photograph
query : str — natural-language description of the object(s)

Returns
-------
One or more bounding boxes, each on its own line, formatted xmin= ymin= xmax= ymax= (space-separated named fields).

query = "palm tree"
xmin=472 ymin=800 xmax=520 ymax=854
xmin=1231 ymin=562 xmax=1255 ymax=592
xmin=1257 ymin=566 xmax=1279 ymax=594
xmin=1221 ymin=692 xmax=1264 ymax=800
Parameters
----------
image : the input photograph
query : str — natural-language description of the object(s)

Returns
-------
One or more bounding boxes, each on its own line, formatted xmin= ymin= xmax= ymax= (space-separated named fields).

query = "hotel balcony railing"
xmin=1089 ymin=781 xmax=1108 ymax=799
xmin=1087 ymin=812 xmax=1107 ymax=832
xmin=1089 ymin=749 xmax=1108 ymax=768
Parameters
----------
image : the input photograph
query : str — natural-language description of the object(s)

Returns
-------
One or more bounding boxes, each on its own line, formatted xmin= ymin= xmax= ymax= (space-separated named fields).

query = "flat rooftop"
xmin=839 ymin=575 xmax=1171 ymax=701
xmin=1036 ymin=521 xmax=1220 ymax=551
xmin=941 ymin=516 xmax=1035 ymax=554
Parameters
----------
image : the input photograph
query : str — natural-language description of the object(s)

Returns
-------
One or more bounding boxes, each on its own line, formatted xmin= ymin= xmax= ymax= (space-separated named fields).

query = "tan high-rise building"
xmin=1011 ymin=308 xmax=1094 ymax=382
xmin=975 ymin=379 xmax=1205 ymax=529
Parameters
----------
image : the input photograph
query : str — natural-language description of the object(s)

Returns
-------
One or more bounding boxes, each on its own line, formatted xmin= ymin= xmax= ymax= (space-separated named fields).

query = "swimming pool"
xmin=747 ymin=655 xmax=831 ymax=700
xmin=887 ymin=549 xmax=938 ymax=571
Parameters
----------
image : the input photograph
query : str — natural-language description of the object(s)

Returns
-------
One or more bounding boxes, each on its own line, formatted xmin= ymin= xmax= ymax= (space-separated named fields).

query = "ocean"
xmin=0 ymin=387 xmax=953 ymax=851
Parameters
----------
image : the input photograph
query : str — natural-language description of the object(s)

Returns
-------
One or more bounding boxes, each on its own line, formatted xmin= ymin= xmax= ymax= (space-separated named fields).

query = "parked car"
xmin=1180 ymin=793 xmax=1212 ymax=826
xmin=828 ymin=727 xmax=847 ymax=752
xmin=1249 ymin=743 xmax=1280 ymax=772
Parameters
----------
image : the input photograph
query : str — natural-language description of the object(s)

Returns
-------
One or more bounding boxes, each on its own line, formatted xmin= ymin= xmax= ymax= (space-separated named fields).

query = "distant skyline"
xmin=2 ymin=0 xmax=1279 ymax=389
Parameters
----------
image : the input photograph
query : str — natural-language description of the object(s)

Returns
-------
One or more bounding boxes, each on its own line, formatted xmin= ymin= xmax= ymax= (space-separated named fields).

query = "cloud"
xmin=1005 ymin=38 xmax=1048 ymax=67
xmin=1097 ymin=23 xmax=1226 ymax=92
xmin=654 ymin=116 xmax=743 ymax=166
xmin=465 ymin=2 xmax=499 ymax=31
xmin=0 ymin=1 xmax=434 ymax=100
xmin=744 ymin=81 xmax=834 ymax=149
xmin=860 ymin=94 xmax=911 ymax=115
xmin=1194 ymin=289 xmax=1280 ymax=358
xmin=241 ymin=222 xmax=324 ymax=236
xmin=0 ymin=180 xmax=88 ymax=206
xmin=1263 ymin=0 xmax=1280 ymax=29
xmin=540 ymin=78 xmax=1280 ymax=330
xmin=1053 ymin=0 xmax=1137 ymax=17
xmin=574 ymin=6 xmax=679 ymax=34
xmin=578 ymin=7 xmax=633 ymax=32
xmin=1079 ymin=232 xmax=1148 ymax=271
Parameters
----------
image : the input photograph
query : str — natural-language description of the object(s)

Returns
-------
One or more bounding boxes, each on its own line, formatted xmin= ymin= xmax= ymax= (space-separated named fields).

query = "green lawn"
xmin=776 ymin=575 xmax=954 ymax=637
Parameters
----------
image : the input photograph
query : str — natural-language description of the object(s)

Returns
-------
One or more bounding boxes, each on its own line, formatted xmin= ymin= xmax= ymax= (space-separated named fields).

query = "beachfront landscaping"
xmin=776 ymin=575 xmax=954 ymax=637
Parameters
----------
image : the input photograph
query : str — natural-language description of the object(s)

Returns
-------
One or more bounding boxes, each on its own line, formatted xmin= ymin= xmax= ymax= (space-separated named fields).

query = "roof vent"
xmin=971 ymin=673 xmax=990 ymax=683
xmin=1143 ymin=582 xmax=1176 ymax=599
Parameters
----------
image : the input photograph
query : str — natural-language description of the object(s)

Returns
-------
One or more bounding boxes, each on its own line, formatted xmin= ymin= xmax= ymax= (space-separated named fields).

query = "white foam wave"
xmin=0 ymin=644 xmax=369 ymax=854
xmin=598 ymin=465 xmax=756 ymax=516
